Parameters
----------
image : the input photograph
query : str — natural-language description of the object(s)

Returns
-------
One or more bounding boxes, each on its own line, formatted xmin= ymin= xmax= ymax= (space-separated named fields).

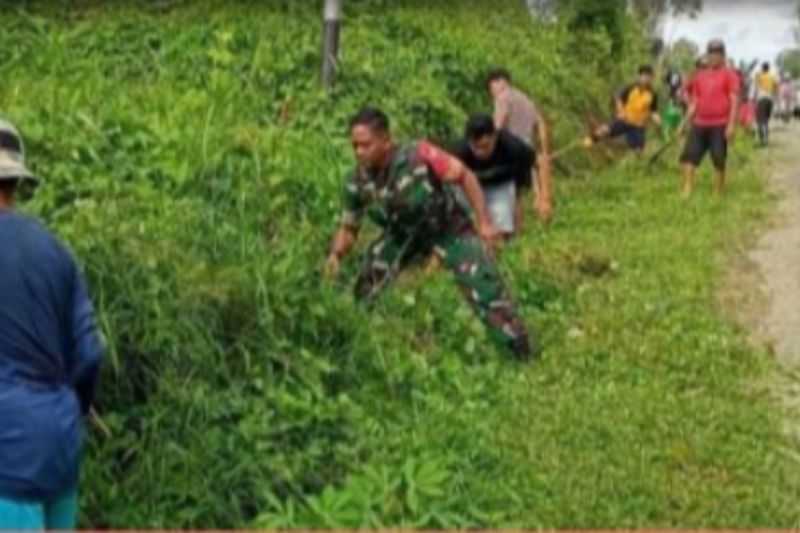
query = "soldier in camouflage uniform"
xmin=325 ymin=107 xmax=535 ymax=359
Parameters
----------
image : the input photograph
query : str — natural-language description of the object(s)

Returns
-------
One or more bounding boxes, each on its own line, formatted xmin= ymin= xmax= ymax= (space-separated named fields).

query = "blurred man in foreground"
xmin=0 ymin=119 xmax=104 ymax=529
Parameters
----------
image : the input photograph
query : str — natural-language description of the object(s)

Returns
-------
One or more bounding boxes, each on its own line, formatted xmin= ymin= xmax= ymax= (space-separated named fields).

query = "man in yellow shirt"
xmin=586 ymin=65 xmax=662 ymax=152
xmin=754 ymin=62 xmax=778 ymax=145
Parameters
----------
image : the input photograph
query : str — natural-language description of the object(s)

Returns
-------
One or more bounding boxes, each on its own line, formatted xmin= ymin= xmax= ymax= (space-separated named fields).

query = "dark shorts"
xmin=607 ymin=120 xmax=646 ymax=150
xmin=756 ymin=98 xmax=773 ymax=124
xmin=680 ymin=125 xmax=727 ymax=171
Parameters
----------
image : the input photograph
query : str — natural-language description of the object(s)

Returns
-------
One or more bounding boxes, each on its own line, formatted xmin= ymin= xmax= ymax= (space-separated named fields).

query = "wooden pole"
xmin=322 ymin=0 xmax=342 ymax=90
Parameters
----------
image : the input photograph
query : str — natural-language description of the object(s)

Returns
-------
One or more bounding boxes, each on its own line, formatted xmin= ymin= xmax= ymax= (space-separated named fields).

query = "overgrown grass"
xmin=1 ymin=0 xmax=799 ymax=528
xmin=492 ymin=146 xmax=800 ymax=527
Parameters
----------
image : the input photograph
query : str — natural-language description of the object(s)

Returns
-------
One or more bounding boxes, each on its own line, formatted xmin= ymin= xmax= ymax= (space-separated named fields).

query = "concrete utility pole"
xmin=322 ymin=0 xmax=342 ymax=90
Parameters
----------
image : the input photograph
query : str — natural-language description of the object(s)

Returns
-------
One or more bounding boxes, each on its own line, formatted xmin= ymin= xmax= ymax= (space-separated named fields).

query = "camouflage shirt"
xmin=340 ymin=141 xmax=470 ymax=238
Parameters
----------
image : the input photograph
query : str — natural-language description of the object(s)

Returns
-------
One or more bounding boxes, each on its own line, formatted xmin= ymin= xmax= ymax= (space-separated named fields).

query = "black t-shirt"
xmin=451 ymin=130 xmax=535 ymax=189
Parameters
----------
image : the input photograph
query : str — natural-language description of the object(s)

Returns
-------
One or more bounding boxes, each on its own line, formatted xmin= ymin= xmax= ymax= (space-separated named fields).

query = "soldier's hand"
xmin=324 ymin=254 xmax=341 ymax=279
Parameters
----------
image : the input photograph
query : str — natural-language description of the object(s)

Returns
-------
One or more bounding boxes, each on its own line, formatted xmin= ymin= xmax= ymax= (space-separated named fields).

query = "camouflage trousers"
xmin=354 ymin=229 xmax=532 ymax=357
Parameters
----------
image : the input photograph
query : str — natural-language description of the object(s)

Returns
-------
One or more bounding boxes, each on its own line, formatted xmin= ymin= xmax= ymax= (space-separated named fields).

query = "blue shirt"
xmin=0 ymin=210 xmax=104 ymax=502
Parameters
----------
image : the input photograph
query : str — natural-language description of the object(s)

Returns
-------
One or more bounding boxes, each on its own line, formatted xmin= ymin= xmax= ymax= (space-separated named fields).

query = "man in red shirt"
xmin=680 ymin=39 xmax=740 ymax=198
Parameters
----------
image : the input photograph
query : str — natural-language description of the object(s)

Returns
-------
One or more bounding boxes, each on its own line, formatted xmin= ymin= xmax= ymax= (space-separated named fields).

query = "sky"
xmin=661 ymin=0 xmax=798 ymax=64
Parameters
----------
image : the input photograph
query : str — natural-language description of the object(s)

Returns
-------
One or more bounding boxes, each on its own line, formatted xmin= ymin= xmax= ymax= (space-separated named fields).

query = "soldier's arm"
xmin=417 ymin=142 xmax=494 ymax=231
xmin=325 ymin=178 xmax=364 ymax=277
xmin=325 ymin=222 xmax=358 ymax=278
xmin=329 ymin=224 xmax=358 ymax=261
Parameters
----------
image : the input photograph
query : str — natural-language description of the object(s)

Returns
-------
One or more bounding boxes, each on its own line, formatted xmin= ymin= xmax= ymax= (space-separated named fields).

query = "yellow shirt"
xmin=619 ymin=84 xmax=657 ymax=127
xmin=756 ymin=72 xmax=778 ymax=98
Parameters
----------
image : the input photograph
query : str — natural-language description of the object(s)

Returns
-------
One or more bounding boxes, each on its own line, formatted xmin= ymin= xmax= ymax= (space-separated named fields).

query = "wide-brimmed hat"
xmin=0 ymin=119 xmax=39 ymax=186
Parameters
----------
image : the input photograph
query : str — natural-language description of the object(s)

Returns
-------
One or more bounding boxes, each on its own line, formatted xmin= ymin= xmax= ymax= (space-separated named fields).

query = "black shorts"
xmin=680 ymin=125 xmax=727 ymax=171
xmin=607 ymin=120 xmax=646 ymax=150
xmin=756 ymin=98 xmax=773 ymax=124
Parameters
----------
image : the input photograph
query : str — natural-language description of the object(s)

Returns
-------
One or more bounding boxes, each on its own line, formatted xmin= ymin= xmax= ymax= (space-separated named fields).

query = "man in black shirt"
xmin=451 ymin=113 xmax=537 ymax=238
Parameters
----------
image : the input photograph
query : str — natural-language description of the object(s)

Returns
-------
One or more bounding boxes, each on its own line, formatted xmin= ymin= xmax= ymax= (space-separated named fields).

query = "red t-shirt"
xmin=687 ymin=67 xmax=740 ymax=127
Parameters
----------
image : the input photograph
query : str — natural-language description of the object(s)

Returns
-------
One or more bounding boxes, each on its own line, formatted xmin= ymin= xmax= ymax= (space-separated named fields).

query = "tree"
xmin=526 ymin=0 xmax=558 ymax=20
xmin=777 ymin=48 xmax=800 ymax=78
xmin=628 ymin=0 xmax=703 ymax=23
xmin=558 ymin=0 xmax=628 ymax=53
xmin=628 ymin=0 xmax=702 ymax=17
xmin=795 ymin=1 xmax=800 ymax=44
xmin=628 ymin=0 xmax=703 ymax=43
xmin=527 ymin=0 xmax=702 ymax=24
xmin=663 ymin=37 xmax=699 ymax=73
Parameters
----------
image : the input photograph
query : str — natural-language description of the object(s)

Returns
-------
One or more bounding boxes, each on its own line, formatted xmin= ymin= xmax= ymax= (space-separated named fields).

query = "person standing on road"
xmin=486 ymin=68 xmax=553 ymax=223
xmin=0 ymin=119 xmax=105 ymax=530
xmin=754 ymin=62 xmax=778 ymax=145
xmin=794 ymin=82 xmax=800 ymax=120
xmin=778 ymin=75 xmax=795 ymax=123
xmin=679 ymin=39 xmax=740 ymax=198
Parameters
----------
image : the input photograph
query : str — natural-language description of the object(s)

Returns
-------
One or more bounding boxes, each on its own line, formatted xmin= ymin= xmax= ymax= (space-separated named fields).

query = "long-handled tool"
xmin=546 ymin=137 xmax=589 ymax=178
xmin=550 ymin=137 xmax=587 ymax=161
xmin=647 ymin=115 xmax=689 ymax=169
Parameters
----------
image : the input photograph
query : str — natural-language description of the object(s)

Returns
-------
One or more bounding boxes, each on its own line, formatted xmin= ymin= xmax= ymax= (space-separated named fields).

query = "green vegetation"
xmin=664 ymin=38 xmax=701 ymax=73
xmin=778 ymin=48 xmax=800 ymax=78
xmin=1 ymin=0 xmax=799 ymax=528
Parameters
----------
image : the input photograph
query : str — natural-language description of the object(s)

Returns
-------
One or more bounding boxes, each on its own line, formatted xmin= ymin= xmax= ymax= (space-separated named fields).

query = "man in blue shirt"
xmin=0 ymin=119 xmax=104 ymax=529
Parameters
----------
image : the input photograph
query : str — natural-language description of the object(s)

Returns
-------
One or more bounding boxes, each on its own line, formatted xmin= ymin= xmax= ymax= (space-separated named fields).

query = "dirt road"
xmin=729 ymin=122 xmax=800 ymax=442
xmin=748 ymin=123 xmax=800 ymax=365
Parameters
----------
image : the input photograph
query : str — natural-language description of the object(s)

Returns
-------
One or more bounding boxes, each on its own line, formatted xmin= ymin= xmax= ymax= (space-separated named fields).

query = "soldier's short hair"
xmin=349 ymin=107 xmax=390 ymax=135
xmin=465 ymin=113 xmax=496 ymax=140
